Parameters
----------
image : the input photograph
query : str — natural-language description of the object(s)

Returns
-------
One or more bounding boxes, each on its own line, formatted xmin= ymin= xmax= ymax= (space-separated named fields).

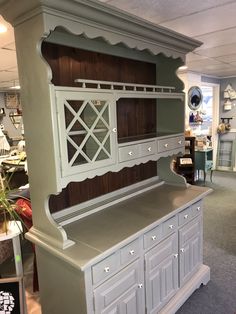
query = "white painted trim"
xmin=200 ymin=81 xmax=220 ymax=169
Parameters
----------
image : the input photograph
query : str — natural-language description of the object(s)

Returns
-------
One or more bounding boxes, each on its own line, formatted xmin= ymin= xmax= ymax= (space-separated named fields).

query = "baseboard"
xmin=159 ymin=264 xmax=210 ymax=314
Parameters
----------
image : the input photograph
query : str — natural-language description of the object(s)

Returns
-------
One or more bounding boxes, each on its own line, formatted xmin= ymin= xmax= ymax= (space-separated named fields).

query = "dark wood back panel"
xmin=42 ymin=42 xmax=157 ymax=212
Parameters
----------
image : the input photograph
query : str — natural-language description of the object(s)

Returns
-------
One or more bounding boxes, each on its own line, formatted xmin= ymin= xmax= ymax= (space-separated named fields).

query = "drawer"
xmin=162 ymin=216 xmax=177 ymax=237
xmin=120 ymin=238 xmax=140 ymax=266
xmin=118 ymin=145 xmax=139 ymax=162
xmin=191 ymin=201 xmax=202 ymax=218
xmin=139 ymin=141 xmax=156 ymax=157
xmin=157 ymin=136 xmax=184 ymax=153
xmin=157 ymin=137 xmax=173 ymax=153
xmin=172 ymin=136 xmax=184 ymax=149
xmin=92 ymin=253 xmax=119 ymax=285
xmin=144 ymin=224 xmax=162 ymax=250
xmin=178 ymin=206 xmax=192 ymax=226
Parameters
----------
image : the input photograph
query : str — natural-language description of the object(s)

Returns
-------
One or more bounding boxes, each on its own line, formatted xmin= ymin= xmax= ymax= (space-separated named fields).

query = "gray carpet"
xmin=177 ymin=170 xmax=236 ymax=314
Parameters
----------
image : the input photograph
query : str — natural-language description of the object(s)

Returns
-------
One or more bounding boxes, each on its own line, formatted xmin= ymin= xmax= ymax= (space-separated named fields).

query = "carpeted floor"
xmin=1 ymin=170 xmax=235 ymax=314
xmin=177 ymin=170 xmax=236 ymax=314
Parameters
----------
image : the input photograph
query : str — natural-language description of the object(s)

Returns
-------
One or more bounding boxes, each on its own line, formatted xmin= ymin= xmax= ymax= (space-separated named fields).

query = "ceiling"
xmin=1 ymin=0 xmax=236 ymax=89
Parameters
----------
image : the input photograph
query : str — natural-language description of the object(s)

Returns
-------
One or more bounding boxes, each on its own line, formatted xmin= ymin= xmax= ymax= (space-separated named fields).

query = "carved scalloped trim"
xmin=58 ymin=148 xmax=184 ymax=191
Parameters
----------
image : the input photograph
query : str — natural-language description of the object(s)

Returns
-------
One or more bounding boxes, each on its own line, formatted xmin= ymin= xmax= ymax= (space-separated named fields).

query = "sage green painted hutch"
xmin=1 ymin=1 xmax=212 ymax=313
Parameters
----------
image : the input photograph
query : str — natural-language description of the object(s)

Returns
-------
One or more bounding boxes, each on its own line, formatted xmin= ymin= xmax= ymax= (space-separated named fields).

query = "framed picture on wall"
xmin=0 ymin=277 xmax=24 ymax=313
xmin=4 ymin=92 xmax=21 ymax=109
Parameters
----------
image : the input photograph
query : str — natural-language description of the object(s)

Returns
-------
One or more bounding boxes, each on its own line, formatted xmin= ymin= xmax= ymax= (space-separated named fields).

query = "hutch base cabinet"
xmin=1 ymin=0 xmax=212 ymax=313
xmin=35 ymin=184 xmax=211 ymax=314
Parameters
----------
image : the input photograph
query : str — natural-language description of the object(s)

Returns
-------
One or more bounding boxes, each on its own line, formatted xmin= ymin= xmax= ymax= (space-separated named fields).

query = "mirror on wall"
xmin=188 ymin=86 xmax=203 ymax=111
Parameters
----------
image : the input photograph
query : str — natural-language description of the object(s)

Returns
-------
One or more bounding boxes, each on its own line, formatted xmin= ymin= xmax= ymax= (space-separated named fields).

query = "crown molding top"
xmin=0 ymin=0 xmax=201 ymax=60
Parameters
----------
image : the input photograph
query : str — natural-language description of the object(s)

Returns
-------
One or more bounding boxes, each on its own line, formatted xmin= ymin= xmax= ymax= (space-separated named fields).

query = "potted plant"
xmin=0 ymin=155 xmax=28 ymax=235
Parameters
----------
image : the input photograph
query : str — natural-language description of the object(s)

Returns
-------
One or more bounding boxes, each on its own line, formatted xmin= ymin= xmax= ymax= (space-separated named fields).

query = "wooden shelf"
xmin=175 ymin=136 xmax=195 ymax=184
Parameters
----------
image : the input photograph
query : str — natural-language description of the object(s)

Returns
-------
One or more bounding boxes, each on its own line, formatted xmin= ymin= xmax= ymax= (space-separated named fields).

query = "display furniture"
xmin=1 ymin=1 xmax=212 ymax=313
xmin=195 ymin=148 xmax=213 ymax=183
xmin=175 ymin=136 xmax=195 ymax=184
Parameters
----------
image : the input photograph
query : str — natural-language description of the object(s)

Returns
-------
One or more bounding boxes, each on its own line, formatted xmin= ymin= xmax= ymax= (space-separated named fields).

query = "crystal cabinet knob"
xmin=128 ymin=151 xmax=133 ymax=156
xmin=178 ymin=140 xmax=182 ymax=144
xmin=104 ymin=267 xmax=110 ymax=273
xmin=197 ymin=207 xmax=201 ymax=211
xmin=164 ymin=143 xmax=168 ymax=148
xmin=180 ymin=248 xmax=185 ymax=253
xmin=138 ymin=284 xmax=143 ymax=289
xmin=169 ymin=224 xmax=174 ymax=229
xmin=112 ymin=128 xmax=117 ymax=133
xmin=174 ymin=254 xmax=178 ymax=258
xmin=152 ymin=235 xmax=157 ymax=241
xmin=184 ymin=214 xmax=188 ymax=219
xmin=148 ymin=147 xmax=152 ymax=152
xmin=129 ymin=250 xmax=135 ymax=256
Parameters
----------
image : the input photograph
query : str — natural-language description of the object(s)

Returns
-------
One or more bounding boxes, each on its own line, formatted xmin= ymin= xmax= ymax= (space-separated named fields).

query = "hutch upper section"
xmin=0 ymin=0 xmax=202 ymax=250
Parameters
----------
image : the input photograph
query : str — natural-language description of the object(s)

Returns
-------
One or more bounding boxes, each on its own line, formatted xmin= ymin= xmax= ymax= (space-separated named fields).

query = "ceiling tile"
xmin=160 ymin=2 xmax=236 ymax=37
xmin=196 ymin=42 xmax=236 ymax=58
xmin=0 ymin=49 xmax=17 ymax=69
xmin=195 ymin=27 xmax=236 ymax=50
xmin=216 ymin=54 xmax=236 ymax=63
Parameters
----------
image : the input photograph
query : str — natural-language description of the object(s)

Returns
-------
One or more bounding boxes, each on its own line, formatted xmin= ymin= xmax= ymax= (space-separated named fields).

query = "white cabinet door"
xmin=179 ymin=216 xmax=202 ymax=286
xmin=94 ymin=259 xmax=145 ymax=314
xmin=145 ymin=233 xmax=178 ymax=314
xmin=55 ymin=89 xmax=117 ymax=177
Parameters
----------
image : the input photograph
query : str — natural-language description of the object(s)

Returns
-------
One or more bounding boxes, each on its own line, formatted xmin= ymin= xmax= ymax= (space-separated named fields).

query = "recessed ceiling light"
xmin=0 ymin=24 xmax=7 ymax=33
xmin=178 ymin=65 xmax=188 ymax=71
xmin=10 ymin=85 xmax=21 ymax=90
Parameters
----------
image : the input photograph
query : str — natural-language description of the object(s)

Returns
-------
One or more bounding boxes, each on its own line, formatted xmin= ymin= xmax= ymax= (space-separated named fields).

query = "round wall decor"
xmin=188 ymin=86 xmax=203 ymax=110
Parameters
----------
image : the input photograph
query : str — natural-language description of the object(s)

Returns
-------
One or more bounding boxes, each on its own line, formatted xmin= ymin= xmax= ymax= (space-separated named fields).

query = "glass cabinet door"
xmin=56 ymin=90 xmax=117 ymax=177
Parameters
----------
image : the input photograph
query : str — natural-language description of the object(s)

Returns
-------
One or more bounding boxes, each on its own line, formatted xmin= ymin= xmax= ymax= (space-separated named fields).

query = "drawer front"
xmin=172 ymin=136 xmax=184 ymax=149
xmin=118 ymin=145 xmax=139 ymax=162
xmin=120 ymin=239 xmax=140 ymax=266
xmin=157 ymin=138 xmax=173 ymax=153
xmin=191 ymin=201 xmax=202 ymax=218
xmin=92 ymin=253 xmax=119 ymax=285
xmin=162 ymin=216 xmax=177 ymax=237
xmin=144 ymin=224 xmax=162 ymax=250
xmin=178 ymin=206 xmax=192 ymax=226
xmin=139 ymin=141 xmax=156 ymax=157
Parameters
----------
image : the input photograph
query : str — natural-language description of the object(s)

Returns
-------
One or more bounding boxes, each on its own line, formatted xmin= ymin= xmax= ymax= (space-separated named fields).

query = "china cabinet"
xmin=0 ymin=1 xmax=212 ymax=313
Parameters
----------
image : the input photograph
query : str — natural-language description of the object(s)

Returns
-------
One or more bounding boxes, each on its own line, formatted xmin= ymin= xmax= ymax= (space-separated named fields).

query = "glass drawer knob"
xmin=174 ymin=254 xmax=178 ymax=258
xmin=180 ymin=248 xmax=185 ymax=253
xmin=104 ymin=267 xmax=110 ymax=273
xmin=138 ymin=284 xmax=143 ymax=289
xmin=169 ymin=224 xmax=174 ymax=229
xmin=152 ymin=235 xmax=157 ymax=241
xmin=184 ymin=214 xmax=188 ymax=219
xmin=197 ymin=207 xmax=201 ymax=211
xmin=164 ymin=143 xmax=168 ymax=148
xmin=128 ymin=151 xmax=133 ymax=156
xmin=178 ymin=140 xmax=182 ymax=144
xmin=129 ymin=250 xmax=135 ymax=255
xmin=112 ymin=128 xmax=117 ymax=133
xmin=148 ymin=147 xmax=152 ymax=152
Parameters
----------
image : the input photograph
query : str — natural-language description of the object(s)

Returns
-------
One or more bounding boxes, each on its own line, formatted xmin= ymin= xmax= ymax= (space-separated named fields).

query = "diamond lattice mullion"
xmin=67 ymin=134 xmax=92 ymax=165
xmin=92 ymin=131 xmax=111 ymax=162
xmin=65 ymin=99 xmax=87 ymax=133
xmin=88 ymin=100 xmax=110 ymax=130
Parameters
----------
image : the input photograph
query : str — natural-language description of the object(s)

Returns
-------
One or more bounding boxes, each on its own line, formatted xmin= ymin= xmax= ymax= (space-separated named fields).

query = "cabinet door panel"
xmin=55 ymin=90 xmax=117 ymax=177
xmin=94 ymin=259 xmax=144 ymax=314
xmin=145 ymin=233 xmax=178 ymax=314
xmin=179 ymin=216 xmax=202 ymax=286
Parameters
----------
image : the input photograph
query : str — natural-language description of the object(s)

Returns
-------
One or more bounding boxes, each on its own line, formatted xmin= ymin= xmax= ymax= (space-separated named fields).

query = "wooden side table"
xmin=195 ymin=148 xmax=213 ymax=184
